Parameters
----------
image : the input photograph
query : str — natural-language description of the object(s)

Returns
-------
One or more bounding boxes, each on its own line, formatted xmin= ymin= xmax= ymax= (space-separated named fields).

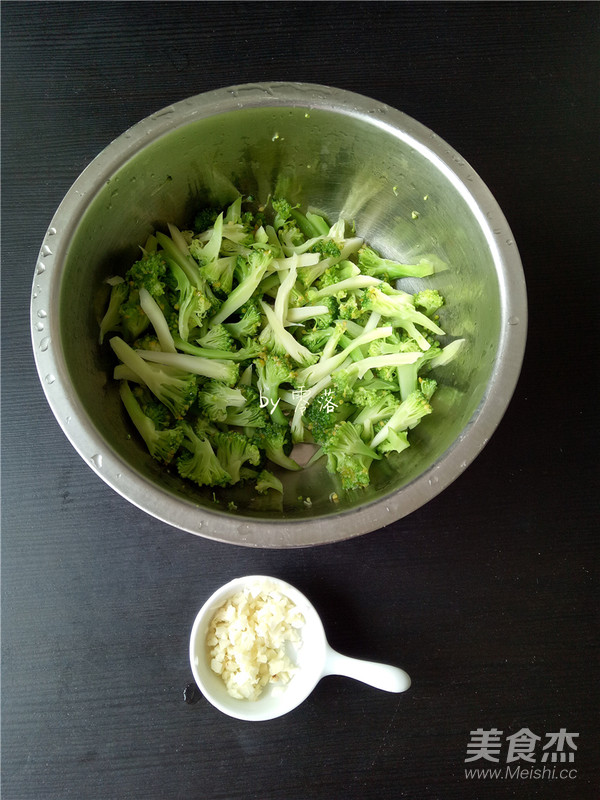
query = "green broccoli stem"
xmin=259 ymin=300 xmax=317 ymax=366
xmin=290 ymin=208 xmax=320 ymax=239
xmin=173 ymin=336 xmax=260 ymax=361
xmin=99 ymin=280 xmax=128 ymax=344
xmin=311 ymin=275 xmax=381 ymax=299
xmin=286 ymin=305 xmax=331 ymax=323
xmin=346 ymin=351 xmax=423 ymax=380
xmin=133 ymin=348 xmax=238 ymax=385
xmin=119 ymin=379 xmax=156 ymax=445
xmin=428 ymin=338 xmax=466 ymax=368
xmin=155 ymin=230 xmax=201 ymax=287
xmin=273 ymin=258 xmax=298 ymax=323
xmin=192 ymin=213 xmax=223 ymax=264
xmin=305 ymin=211 xmax=330 ymax=236
xmin=255 ymin=469 xmax=284 ymax=494
xmin=139 ymin=287 xmax=176 ymax=353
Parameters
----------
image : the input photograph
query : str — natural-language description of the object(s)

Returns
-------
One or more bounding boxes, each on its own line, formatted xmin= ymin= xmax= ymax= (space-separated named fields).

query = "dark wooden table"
xmin=2 ymin=3 xmax=598 ymax=798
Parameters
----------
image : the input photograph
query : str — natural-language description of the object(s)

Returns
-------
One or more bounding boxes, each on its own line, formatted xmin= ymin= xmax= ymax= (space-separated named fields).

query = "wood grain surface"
xmin=2 ymin=2 xmax=598 ymax=798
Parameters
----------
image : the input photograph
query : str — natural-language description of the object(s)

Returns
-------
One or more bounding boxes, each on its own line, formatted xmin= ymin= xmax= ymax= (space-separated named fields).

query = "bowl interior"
xmin=50 ymin=92 xmax=514 ymax=536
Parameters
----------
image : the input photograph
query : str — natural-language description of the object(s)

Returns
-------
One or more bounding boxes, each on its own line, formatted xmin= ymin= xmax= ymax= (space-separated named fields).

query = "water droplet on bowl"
xmin=48 ymin=227 xmax=57 ymax=236
xmin=36 ymin=322 xmax=44 ymax=331
xmin=45 ymin=374 xmax=56 ymax=385
xmin=36 ymin=262 xmax=46 ymax=275
xmin=42 ymin=244 xmax=53 ymax=257
xmin=91 ymin=454 xmax=103 ymax=469
xmin=40 ymin=337 xmax=51 ymax=352
xmin=508 ymin=316 xmax=520 ymax=326
xmin=115 ymin=472 xmax=122 ymax=479
xmin=37 ymin=309 xmax=47 ymax=319
xmin=65 ymin=416 xmax=72 ymax=425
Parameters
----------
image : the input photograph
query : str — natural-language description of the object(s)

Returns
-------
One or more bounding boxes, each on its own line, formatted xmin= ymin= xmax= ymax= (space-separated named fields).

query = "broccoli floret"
xmin=418 ymin=376 xmax=438 ymax=401
xmin=211 ymin=385 xmax=267 ymax=428
xmin=330 ymin=366 xmax=360 ymax=400
xmin=316 ymin=261 xmax=359 ymax=290
xmin=278 ymin=222 xmax=306 ymax=251
xmin=352 ymin=385 xmax=392 ymax=408
xmin=351 ymin=390 xmax=400 ymax=441
xmin=131 ymin=384 xmax=173 ymax=428
xmin=336 ymin=290 xmax=367 ymax=322
xmin=258 ymin=299 xmax=318 ymax=367
xmin=193 ymin=413 xmax=220 ymax=439
xmin=197 ymin=381 xmax=247 ymax=422
xmin=321 ymin=421 xmax=381 ymax=491
xmin=210 ymin=249 xmax=273 ymax=327
xmin=304 ymin=386 xmax=353 ymax=442
xmin=167 ymin=261 xmax=212 ymax=341
xmin=132 ymin=333 xmax=163 ymax=352
xmin=413 ymin=289 xmax=445 ymax=317
xmin=366 ymin=337 xmax=405 ymax=384
xmin=223 ymin=299 xmax=262 ymax=342
xmin=99 ymin=279 xmax=129 ymax=344
xmin=362 ymin=285 xmax=445 ymax=349
xmin=377 ymin=428 xmax=410 ymax=456
xmin=291 ymin=296 xmax=337 ymax=330
xmin=189 ymin=213 xmax=224 ymax=266
xmin=195 ymin=324 xmax=235 ymax=352
xmin=119 ymin=380 xmax=183 ymax=464
xmin=255 ymin=469 xmax=284 ymax=494
xmin=358 ymin=247 xmax=445 ymax=281
xmin=255 ymin=353 xmax=296 ymax=426
xmin=119 ymin=289 xmax=150 ymax=341
xmin=371 ymin=390 xmax=433 ymax=449
xmin=193 ymin=206 xmax=222 ymax=233
xmin=242 ymin=206 xmax=266 ymax=230
xmin=300 ymin=327 xmax=336 ymax=353
xmin=110 ymin=336 xmax=198 ymax=418
xmin=199 ymin=255 xmax=237 ymax=294
xmin=126 ymin=252 xmax=167 ymax=299
xmin=255 ymin=422 xmax=301 ymax=471
xmin=213 ymin=429 xmax=261 ymax=484
xmin=395 ymin=340 xmax=442 ymax=400
xmin=176 ymin=422 xmax=231 ymax=487
xmin=271 ymin=198 xmax=297 ymax=230
xmin=309 ymin=239 xmax=341 ymax=258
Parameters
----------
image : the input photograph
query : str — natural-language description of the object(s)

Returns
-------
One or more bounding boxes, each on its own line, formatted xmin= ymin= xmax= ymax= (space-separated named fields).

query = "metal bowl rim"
xmin=30 ymin=81 xmax=528 ymax=548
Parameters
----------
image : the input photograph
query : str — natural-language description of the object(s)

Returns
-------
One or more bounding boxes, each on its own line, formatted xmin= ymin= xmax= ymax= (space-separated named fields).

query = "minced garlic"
xmin=206 ymin=583 xmax=305 ymax=701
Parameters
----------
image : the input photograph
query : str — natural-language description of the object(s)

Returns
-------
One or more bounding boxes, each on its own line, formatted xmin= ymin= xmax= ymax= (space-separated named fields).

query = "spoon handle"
xmin=323 ymin=645 xmax=411 ymax=693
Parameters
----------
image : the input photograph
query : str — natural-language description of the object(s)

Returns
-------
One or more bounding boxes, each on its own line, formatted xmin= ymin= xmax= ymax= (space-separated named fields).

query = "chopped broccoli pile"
xmin=99 ymin=195 xmax=464 ymax=501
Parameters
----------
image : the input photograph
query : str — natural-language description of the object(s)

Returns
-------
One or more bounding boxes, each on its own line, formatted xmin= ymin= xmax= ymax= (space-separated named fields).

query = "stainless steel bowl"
xmin=30 ymin=82 xmax=527 ymax=547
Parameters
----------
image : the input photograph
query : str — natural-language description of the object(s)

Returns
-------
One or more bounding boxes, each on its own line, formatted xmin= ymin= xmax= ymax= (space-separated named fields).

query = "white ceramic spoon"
xmin=189 ymin=575 xmax=411 ymax=721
